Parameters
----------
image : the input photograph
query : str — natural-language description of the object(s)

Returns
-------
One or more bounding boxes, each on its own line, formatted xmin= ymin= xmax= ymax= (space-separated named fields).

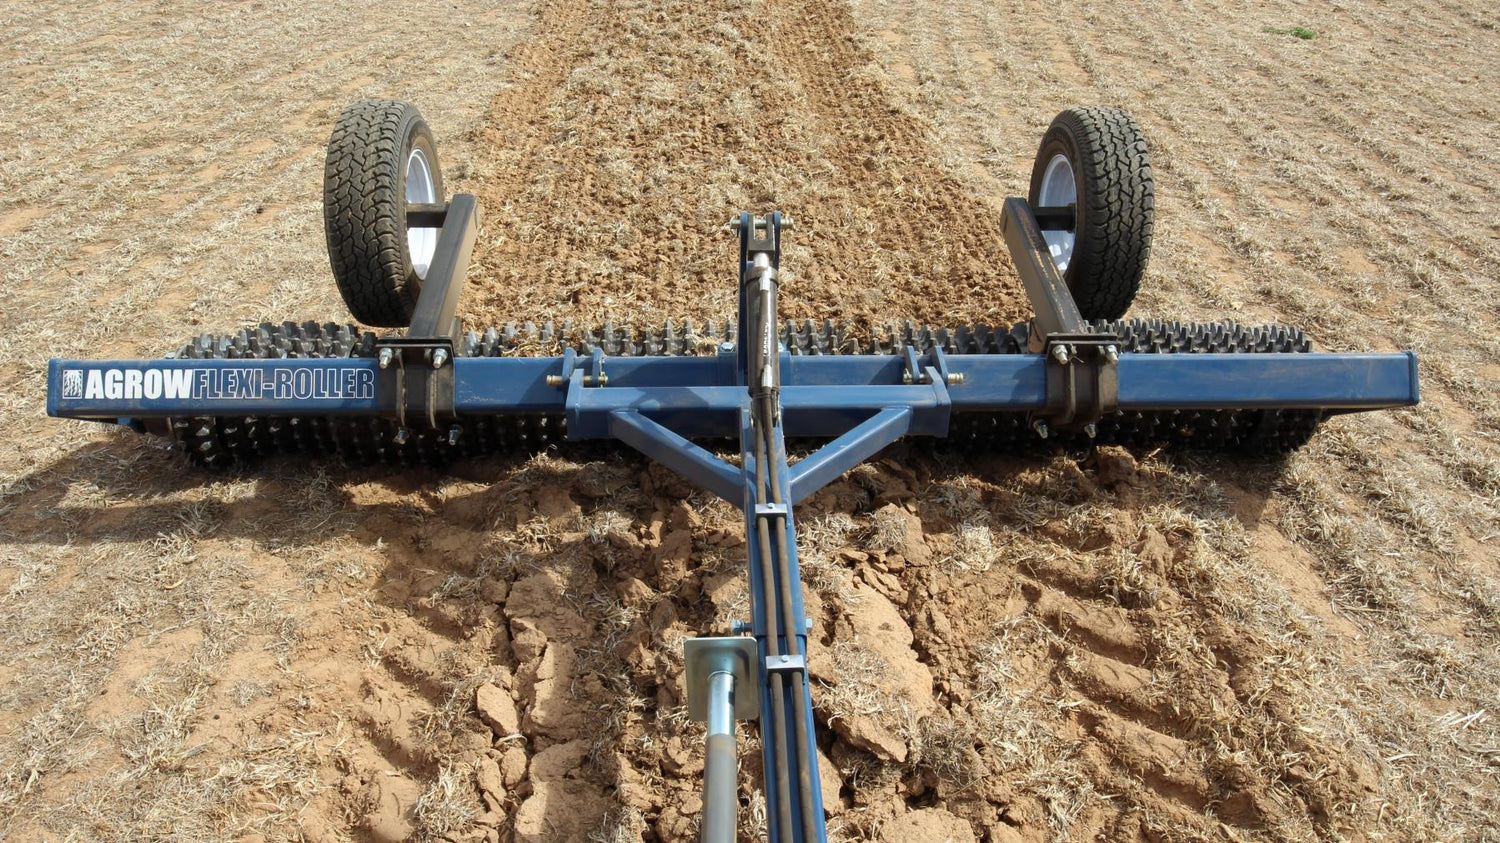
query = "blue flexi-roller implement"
xmin=46 ymin=100 xmax=1418 ymax=842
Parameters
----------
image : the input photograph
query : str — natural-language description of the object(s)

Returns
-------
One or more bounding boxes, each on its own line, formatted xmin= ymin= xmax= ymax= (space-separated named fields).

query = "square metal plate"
xmin=684 ymin=636 xmax=760 ymax=722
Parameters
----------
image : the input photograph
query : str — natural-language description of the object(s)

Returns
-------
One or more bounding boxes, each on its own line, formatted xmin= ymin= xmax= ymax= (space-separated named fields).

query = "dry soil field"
xmin=2 ymin=0 xmax=1498 ymax=841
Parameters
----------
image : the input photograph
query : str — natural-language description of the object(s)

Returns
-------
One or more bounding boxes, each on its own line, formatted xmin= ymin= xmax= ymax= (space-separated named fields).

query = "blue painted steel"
xmin=568 ymin=383 xmax=744 ymax=438
xmin=453 ymin=358 xmax=560 ymax=412
xmin=608 ymin=410 xmax=743 ymax=503
xmin=788 ymin=407 xmax=912 ymax=505
xmin=783 ymin=354 xmax=905 ymax=385
xmin=741 ymin=409 xmax=828 ymax=843
xmin=564 ymin=381 xmax=950 ymax=439
xmin=48 ymin=351 xmax=1419 ymax=425
xmin=945 ymin=355 xmax=1048 ymax=410
xmin=1114 ymin=352 xmax=1421 ymax=409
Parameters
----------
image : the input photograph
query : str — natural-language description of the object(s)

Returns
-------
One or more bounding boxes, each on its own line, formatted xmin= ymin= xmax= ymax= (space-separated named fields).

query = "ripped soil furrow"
xmin=761 ymin=0 xmax=1023 ymax=324
xmin=460 ymin=0 xmax=1028 ymax=330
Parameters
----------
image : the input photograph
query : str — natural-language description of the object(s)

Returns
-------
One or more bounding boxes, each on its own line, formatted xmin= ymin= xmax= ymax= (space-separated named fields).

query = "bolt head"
xmin=1050 ymin=345 xmax=1070 ymax=365
xmin=1084 ymin=423 xmax=1097 ymax=439
xmin=1032 ymin=419 xmax=1050 ymax=439
xmin=377 ymin=347 xmax=393 ymax=369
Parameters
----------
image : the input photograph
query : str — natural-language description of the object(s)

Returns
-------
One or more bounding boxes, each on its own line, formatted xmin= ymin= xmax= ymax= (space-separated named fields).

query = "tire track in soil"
xmin=273 ymin=489 xmax=515 ymax=842
xmin=1021 ymin=577 xmax=1276 ymax=832
xmin=760 ymin=0 xmax=1029 ymax=326
xmin=998 ymin=490 xmax=1377 ymax=839
xmin=342 ymin=585 xmax=491 ymax=837
xmin=460 ymin=0 xmax=1030 ymax=332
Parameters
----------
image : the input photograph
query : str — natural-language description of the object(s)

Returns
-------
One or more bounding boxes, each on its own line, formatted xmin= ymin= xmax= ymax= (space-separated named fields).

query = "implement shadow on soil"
xmin=2 ymin=436 xmax=1290 ymax=549
xmin=1 ymin=437 xmax=568 ymax=547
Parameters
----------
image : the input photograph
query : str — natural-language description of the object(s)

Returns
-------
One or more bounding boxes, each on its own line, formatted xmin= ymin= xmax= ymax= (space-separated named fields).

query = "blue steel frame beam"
xmin=47 ymin=350 xmax=1418 ymax=425
xmin=787 ymin=406 xmax=912 ymax=505
xmin=1114 ymin=352 xmax=1420 ymax=410
xmin=565 ymin=382 xmax=949 ymax=439
xmin=607 ymin=409 xmax=743 ymax=504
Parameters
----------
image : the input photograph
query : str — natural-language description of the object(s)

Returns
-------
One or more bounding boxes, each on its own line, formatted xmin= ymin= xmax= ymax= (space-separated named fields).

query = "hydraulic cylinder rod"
xmin=702 ymin=670 xmax=739 ymax=843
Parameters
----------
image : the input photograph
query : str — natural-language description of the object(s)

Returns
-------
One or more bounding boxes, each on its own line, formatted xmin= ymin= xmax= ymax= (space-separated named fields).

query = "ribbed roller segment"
xmin=167 ymin=319 xmax=1321 ymax=465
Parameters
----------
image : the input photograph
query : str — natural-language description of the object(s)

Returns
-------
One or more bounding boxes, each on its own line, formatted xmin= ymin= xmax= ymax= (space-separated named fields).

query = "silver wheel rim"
xmin=405 ymin=148 xmax=437 ymax=279
xmin=1038 ymin=153 xmax=1077 ymax=273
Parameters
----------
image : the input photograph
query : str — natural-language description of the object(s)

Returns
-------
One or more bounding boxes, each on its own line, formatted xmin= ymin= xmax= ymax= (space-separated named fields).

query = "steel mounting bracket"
xmin=1034 ymin=332 xmax=1120 ymax=430
xmin=369 ymin=193 xmax=482 ymax=430
xmin=685 ymin=637 xmax=760 ymax=722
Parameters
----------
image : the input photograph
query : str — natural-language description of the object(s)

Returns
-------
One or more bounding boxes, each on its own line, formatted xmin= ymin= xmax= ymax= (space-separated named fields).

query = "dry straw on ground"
xmin=1 ymin=0 xmax=1497 ymax=840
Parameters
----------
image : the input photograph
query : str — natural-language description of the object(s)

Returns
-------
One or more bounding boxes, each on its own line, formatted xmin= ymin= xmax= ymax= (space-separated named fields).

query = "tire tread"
xmin=323 ymin=100 xmax=438 ymax=327
xmin=1030 ymin=106 xmax=1154 ymax=320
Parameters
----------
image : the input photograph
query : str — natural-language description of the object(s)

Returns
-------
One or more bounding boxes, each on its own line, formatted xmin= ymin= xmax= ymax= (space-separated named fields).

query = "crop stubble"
xmin=0 ymin=0 xmax=1497 ymax=841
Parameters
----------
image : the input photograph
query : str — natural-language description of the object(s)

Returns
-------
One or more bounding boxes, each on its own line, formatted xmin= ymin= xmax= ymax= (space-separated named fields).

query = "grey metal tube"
xmin=703 ymin=734 xmax=738 ymax=842
xmin=707 ymin=670 xmax=735 ymax=737
xmin=702 ymin=671 xmax=738 ymax=843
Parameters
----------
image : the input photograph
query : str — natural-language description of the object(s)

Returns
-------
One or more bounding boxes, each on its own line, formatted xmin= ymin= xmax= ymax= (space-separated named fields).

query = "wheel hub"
xmin=406 ymin=148 xmax=438 ymax=279
xmin=1038 ymin=153 xmax=1077 ymax=273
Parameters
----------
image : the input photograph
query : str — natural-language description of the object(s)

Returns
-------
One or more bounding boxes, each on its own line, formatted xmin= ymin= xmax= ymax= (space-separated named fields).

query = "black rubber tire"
xmin=323 ymin=100 xmax=444 ymax=328
xmin=1028 ymin=107 xmax=1153 ymax=321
